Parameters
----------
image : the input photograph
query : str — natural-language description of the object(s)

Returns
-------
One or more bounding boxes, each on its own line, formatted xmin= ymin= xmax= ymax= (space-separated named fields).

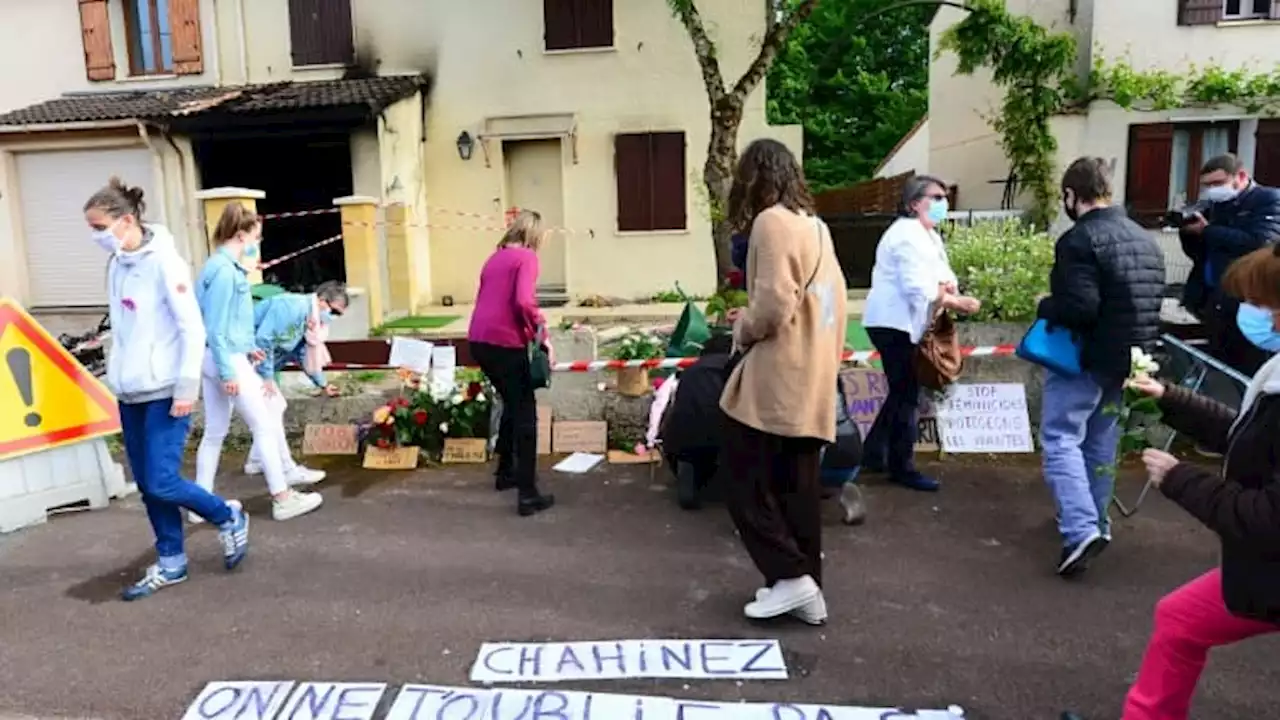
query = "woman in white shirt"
xmin=862 ymin=176 xmax=981 ymax=492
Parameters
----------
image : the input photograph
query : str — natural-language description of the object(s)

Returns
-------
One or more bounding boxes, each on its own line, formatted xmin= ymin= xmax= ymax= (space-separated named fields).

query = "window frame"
xmin=123 ymin=0 xmax=173 ymax=76
xmin=1125 ymin=120 xmax=1241 ymax=229
xmin=544 ymin=0 xmax=615 ymax=52
xmin=1222 ymin=0 xmax=1271 ymax=20
xmin=614 ymin=131 xmax=688 ymax=233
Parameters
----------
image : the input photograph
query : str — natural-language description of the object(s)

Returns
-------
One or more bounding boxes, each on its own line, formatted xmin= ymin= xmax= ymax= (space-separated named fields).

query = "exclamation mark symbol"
xmin=6 ymin=348 xmax=41 ymax=428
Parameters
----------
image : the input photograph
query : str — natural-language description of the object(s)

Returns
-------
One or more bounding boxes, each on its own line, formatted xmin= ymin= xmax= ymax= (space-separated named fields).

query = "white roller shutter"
xmin=17 ymin=148 xmax=159 ymax=307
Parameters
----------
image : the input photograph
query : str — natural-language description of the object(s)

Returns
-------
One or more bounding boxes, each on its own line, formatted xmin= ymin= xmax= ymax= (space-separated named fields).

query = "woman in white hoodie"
xmin=84 ymin=177 xmax=250 ymax=601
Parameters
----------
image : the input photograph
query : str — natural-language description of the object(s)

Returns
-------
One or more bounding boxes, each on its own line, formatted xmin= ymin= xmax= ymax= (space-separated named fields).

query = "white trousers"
xmin=247 ymin=392 xmax=298 ymax=474
xmin=195 ymin=350 xmax=289 ymax=495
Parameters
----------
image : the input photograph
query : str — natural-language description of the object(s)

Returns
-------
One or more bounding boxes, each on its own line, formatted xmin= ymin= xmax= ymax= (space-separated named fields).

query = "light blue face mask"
xmin=1237 ymin=303 xmax=1280 ymax=352
xmin=925 ymin=198 xmax=949 ymax=225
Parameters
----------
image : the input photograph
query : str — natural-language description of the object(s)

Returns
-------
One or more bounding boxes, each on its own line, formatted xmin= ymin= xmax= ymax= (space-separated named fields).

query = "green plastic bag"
xmin=666 ymin=283 xmax=711 ymax=358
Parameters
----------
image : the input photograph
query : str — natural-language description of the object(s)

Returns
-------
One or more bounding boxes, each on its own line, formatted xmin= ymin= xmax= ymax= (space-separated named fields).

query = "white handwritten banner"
xmin=385 ymin=685 xmax=966 ymax=720
xmin=181 ymin=681 xmax=296 ymax=720
xmin=933 ymin=383 xmax=1034 ymax=454
xmin=277 ymin=682 xmax=387 ymax=720
xmin=469 ymin=639 xmax=787 ymax=683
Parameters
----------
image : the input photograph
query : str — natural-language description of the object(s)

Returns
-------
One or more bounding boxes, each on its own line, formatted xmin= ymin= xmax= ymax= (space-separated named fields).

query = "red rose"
xmin=393 ymin=397 xmax=410 ymax=409
xmin=375 ymin=438 xmax=390 ymax=449
xmin=413 ymin=409 xmax=428 ymax=425
xmin=467 ymin=381 xmax=483 ymax=399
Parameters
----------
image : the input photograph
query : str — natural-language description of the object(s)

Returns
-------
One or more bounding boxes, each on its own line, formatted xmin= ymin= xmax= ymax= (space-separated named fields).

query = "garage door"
xmin=17 ymin=148 xmax=159 ymax=307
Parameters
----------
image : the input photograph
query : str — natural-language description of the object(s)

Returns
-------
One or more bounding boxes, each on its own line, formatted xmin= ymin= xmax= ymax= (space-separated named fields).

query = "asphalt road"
xmin=2 ymin=455 xmax=1278 ymax=720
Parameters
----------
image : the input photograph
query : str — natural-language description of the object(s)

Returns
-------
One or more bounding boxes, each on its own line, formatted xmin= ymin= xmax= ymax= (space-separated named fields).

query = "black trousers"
xmin=722 ymin=416 xmax=824 ymax=587
xmin=864 ymin=327 xmax=920 ymax=477
xmin=1205 ymin=293 xmax=1270 ymax=377
xmin=471 ymin=342 xmax=540 ymax=498
xmin=664 ymin=448 xmax=719 ymax=488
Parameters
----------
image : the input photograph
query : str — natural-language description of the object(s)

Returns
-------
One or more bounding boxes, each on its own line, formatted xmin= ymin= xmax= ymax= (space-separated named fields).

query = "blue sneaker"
xmin=218 ymin=503 xmax=250 ymax=570
xmin=121 ymin=564 xmax=188 ymax=601
xmin=891 ymin=471 xmax=940 ymax=492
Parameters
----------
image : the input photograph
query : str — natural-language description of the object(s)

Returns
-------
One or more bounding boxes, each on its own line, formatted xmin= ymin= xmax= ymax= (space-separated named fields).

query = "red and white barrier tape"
xmin=310 ymin=345 xmax=1020 ymax=373
xmin=260 ymin=233 xmax=343 ymax=270
xmin=260 ymin=208 xmax=342 ymax=221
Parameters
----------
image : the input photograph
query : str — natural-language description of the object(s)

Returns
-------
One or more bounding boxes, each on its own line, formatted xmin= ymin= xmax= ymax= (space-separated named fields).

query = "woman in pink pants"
xmin=1120 ymin=246 xmax=1280 ymax=719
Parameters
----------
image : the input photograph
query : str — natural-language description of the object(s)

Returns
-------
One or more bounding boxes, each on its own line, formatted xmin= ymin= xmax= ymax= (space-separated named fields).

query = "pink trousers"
xmin=1123 ymin=569 xmax=1278 ymax=719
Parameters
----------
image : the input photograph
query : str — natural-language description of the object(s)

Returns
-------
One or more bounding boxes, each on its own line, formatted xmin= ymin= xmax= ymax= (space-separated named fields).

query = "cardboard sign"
xmin=607 ymin=449 xmax=659 ymax=464
xmin=470 ymin=639 xmax=788 ymax=682
xmin=934 ymin=383 xmax=1035 ymax=453
xmin=552 ymin=420 xmax=607 ymax=454
xmin=537 ymin=405 xmax=552 ymax=455
xmin=839 ymin=369 xmax=938 ymax=452
xmin=362 ymin=445 xmax=419 ymax=470
xmin=302 ymin=424 xmax=358 ymax=455
xmin=0 ymin=299 xmax=121 ymax=461
xmin=442 ymin=437 xmax=488 ymax=463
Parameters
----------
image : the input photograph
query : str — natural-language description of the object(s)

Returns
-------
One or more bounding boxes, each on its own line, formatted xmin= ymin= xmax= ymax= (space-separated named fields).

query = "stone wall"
xmin=190 ymin=323 xmax=1046 ymax=440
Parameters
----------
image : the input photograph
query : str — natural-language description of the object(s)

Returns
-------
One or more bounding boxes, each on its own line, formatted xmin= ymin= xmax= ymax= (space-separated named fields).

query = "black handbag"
xmin=528 ymin=326 xmax=551 ymax=390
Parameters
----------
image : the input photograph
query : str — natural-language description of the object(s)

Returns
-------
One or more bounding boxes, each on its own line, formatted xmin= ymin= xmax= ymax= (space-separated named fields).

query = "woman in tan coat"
xmin=720 ymin=139 xmax=848 ymax=623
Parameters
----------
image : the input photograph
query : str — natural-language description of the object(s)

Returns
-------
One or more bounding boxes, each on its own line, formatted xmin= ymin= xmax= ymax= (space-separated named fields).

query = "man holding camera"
xmin=1180 ymin=153 xmax=1280 ymax=375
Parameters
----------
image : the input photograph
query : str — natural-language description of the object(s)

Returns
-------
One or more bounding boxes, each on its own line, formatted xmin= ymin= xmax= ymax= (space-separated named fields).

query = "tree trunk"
xmin=704 ymin=101 xmax=743 ymax=282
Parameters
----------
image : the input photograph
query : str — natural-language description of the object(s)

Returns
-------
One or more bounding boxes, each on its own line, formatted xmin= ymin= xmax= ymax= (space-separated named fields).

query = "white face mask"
xmin=91 ymin=219 xmax=122 ymax=254
xmin=1202 ymin=185 xmax=1240 ymax=203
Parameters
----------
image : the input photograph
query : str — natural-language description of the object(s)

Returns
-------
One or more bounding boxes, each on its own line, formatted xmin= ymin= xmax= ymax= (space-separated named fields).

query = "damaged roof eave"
xmin=0 ymin=119 xmax=143 ymax=135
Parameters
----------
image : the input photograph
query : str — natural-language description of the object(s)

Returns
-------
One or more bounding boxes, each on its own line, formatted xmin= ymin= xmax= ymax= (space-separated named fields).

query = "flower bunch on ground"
xmin=368 ymin=367 xmax=493 ymax=458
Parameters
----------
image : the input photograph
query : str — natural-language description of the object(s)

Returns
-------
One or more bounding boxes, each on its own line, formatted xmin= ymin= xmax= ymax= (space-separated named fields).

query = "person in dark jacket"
xmin=659 ymin=334 xmax=733 ymax=509
xmin=1037 ymin=157 xmax=1166 ymax=577
xmin=1116 ymin=246 xmax=1280 ymax=720
xmin=1179 ymin=153 xmax=1280 ymax=376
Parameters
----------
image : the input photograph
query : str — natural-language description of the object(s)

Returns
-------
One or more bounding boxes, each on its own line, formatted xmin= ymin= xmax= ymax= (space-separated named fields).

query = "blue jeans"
xmin=119 ymin=400 xmax=233 ymax=565
xmin=1039 ymin=371 xmax=1121 ymax=547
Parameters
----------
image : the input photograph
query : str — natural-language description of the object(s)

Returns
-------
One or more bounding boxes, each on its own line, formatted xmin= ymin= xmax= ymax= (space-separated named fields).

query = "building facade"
xmin=0 ymin=0 xmax=800 ymax=311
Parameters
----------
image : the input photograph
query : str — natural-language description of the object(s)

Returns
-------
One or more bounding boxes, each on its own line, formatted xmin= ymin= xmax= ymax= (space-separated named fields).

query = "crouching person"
xmin=243 ymin=282 xmax=349 ymax=481
xmin=822 ymin=376 xmax=865 ymax=525
xmin=657 ymin=334 xmax=734 ymax=509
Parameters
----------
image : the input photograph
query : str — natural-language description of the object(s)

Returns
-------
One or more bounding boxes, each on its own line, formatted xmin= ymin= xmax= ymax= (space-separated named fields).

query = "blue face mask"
xmin=925 ymin=198 xmax=949 ymax=225
xmin=1237 ymin=303 xmax=1280 ymax=352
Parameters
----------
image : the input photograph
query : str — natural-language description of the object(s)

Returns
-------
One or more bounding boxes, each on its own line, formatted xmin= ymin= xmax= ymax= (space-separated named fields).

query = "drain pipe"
xmin=235 ymin=0 xmax=249 ymax=83
xmin=135 ymin=121 xmax=169 ymax=223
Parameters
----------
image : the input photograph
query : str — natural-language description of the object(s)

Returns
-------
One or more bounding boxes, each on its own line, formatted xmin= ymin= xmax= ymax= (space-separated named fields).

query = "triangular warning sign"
xmin=0 ymin=298 xmax=119 ymax=461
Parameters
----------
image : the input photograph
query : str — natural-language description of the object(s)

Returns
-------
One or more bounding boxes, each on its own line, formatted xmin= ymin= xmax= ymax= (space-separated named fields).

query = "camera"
xmin=1164 ymin=201 xmax=1210 ymax=229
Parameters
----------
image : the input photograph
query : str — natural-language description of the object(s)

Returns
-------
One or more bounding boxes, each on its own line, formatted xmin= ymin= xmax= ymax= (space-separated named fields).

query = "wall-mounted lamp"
xmin=456 ymin=131 xmax=474 ymax=161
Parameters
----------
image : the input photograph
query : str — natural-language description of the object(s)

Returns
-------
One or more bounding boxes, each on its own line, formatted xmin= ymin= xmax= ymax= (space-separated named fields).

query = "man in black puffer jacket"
xmin=1037 ymin=156 xmax=1166 ymax=578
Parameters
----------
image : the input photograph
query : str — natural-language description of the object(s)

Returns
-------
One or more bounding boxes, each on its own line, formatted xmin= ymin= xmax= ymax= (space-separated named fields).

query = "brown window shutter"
xmin=1254 ymin=120 xmax=1280 ymax=187
xmin=289 ymin=0 xmax=355 ymax=66
xmin=616 ymin=134 xmax=654 ymax=232
xmin=544 ymin=0 xmax=579 ymax=51
xmin=1125 ymin=123 xmax=1174 ymax=227
xmin=650 ymin=132 xmax=688 ymax=231
xmin=169 ymin=0 xmax=204 ymax=74
xmin=579 ymin=0 xmax=614 ymax=49
xmin=1179 ymin=0 xmax=1223 ymax=25
xmin=78 ymin=0 xmax=115 ymax=82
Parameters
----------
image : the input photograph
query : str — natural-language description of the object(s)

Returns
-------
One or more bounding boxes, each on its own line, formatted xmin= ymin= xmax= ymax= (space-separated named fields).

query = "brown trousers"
xmin=722 ymin=416 xmax=824 ymax=587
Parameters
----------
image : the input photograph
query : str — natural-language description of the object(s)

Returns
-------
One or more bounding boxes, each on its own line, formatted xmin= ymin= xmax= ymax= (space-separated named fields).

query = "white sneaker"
xmin=287 ymin=466 xmax=326 ymax=486
xmin=755 ymin=586 xmax=827 ymax=625
xmin=272 ymin=490 xmax=323 ymax=521
xmin=743 ymin=575 xmax=820 ymax=619
xmin=188 ymin=499 xmax=241 ymax=526
xmin=243 ymin=460 xmax=264 ymax=476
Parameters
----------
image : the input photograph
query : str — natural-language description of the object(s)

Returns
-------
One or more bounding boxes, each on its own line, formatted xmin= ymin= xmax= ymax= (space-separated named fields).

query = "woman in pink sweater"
xmin=468 ymin=211 xmax=555 ymax=517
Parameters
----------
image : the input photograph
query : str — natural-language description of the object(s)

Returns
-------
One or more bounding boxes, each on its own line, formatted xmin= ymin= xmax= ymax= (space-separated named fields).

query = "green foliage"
xmin=939 ymin=0 xmax=1077 ymax=228
xmin=1097 ymin=384 xmax=1164 ymax=481
xmin=1079 ymin=56 xmax=1280 ymax=114
xmin=945 ymin=218 xmax=1053 ymax=323
xmin=704 ymin=286 xmax=749 ymax=324
xmin=611 ymin=332 xmax=666 ymax=361
xmin=651 ymin=282 xmax=706 ymax=304
xmin=767 ymin=0 xmax=932 ymax=190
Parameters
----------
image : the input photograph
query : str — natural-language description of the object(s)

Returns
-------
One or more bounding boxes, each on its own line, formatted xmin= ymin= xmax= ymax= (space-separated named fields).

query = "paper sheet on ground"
xmin=385 ymin=685 xmax=966 ymax=720
xmin=552 ymin=452 xmax=603 ymax=474
xmin=469 ymin=639 xmax=787 ymax=682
